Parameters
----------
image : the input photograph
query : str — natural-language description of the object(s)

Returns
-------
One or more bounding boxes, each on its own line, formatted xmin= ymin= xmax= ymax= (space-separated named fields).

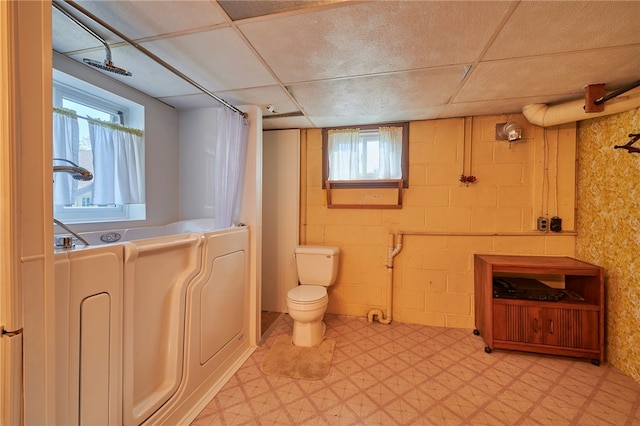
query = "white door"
xmin=262 ymin=130 xmax=300 ymax=312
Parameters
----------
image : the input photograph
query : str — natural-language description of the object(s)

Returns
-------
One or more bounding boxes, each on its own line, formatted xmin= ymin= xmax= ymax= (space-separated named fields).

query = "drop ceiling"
xmin=52 ymin=1 xmax=640 ymax=130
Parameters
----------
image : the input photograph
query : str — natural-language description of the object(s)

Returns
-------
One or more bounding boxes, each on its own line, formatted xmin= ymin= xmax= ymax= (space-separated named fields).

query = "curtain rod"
xmin=54 ymin=107 xmax=143 ymax=135
xmin=54 ymin=0 xmax=248 ymax=119
xmin=594 ymin=79 xmax=640 ymax=106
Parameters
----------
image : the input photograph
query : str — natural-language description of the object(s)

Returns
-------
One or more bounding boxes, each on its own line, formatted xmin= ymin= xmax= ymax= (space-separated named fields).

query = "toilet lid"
xmin=287 ymin=285 xmax=327 ymax=302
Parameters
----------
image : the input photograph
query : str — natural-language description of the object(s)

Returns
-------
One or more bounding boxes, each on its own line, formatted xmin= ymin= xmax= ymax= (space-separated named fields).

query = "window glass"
xmin=53 ymin=69 xmax=145 ymax=224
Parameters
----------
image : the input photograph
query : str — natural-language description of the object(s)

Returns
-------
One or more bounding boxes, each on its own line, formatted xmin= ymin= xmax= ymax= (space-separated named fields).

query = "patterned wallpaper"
xmin=576 ymin=107 xmax=640 ymax=383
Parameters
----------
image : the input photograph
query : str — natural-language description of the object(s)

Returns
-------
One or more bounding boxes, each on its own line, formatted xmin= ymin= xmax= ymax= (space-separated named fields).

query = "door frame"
xmin=1 ymin=2 xmax=54 ymax=424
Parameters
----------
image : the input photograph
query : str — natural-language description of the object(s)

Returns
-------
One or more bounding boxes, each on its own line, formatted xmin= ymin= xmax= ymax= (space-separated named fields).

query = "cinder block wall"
xmin=300 ymin=114 xmax=577 ymax=328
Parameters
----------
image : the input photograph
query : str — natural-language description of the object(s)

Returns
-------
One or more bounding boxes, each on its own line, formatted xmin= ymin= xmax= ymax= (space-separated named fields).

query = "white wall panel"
xmin=262 ymin=130 xmax=300 ymax=312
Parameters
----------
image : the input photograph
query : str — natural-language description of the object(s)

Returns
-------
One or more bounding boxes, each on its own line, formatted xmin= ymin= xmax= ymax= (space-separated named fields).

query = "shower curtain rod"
xmin=55 ymin=0 xmax=248 ymax=119
xmin=594 ymin=79 xmax=640 ymax=106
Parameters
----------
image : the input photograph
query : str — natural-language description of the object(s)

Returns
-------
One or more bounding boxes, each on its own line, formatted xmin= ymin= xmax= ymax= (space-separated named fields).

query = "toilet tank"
xmin=294 ymin=245 xmax=340 ymax=286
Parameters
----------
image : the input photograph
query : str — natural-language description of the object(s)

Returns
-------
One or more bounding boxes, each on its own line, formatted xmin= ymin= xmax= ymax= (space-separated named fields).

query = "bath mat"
xmin=260 ymin=335 xmax=336 ymax=380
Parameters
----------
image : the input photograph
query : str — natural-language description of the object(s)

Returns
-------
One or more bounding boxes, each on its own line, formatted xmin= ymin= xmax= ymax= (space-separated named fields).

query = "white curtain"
xmin=327 ymin=128 xmax=360 ymax=180
xmin=52 ymin=109 xmax=80 ymax=205
xmin=378 ymin=126 xmax=403 ymax=179
xmin=328 ymin=126 xmax=403 ymax=180
xmin=89 ymin=121 xmax=145 ymax=205
xmin=213 ymin=108 xmax=249 ymax=230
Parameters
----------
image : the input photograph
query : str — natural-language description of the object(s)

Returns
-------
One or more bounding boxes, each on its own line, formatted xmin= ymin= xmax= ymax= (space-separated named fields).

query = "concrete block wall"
xmin=300 ymin=114 xmax=577 ymax=328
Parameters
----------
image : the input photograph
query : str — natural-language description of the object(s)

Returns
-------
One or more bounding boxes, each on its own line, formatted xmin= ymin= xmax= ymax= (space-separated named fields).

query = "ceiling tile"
xmin=290 ymin=66 xmax=467 ymax=121
xmin=218 ymin=0 xmax=343 ymax=21
xmin=216 ymin=86 xmax=298 ymax=114
xmin=309 ymin=107 xmax=446 ymax=129
xmin=68 ymin=45 xmax=198 ymax=98
xmin=238 ymin=1 xmax=514 ymax=83
xmin=485 ymin=1 xmax=640 ymax=60
xmin=73 ymin=0 xmax=229 ymax=40
xmin=51 ymin=0 xmax=640 ymax=129
xmin=156 ymin=93 xmax=224 ymax=110
xmin=458 ymin=46 xmax=640 ymax=103
xmin=139 ymin=28 xmax=278 ymax=92
xmin=52 ymin=7 xmax=111 ymax=53
xmin=443 ymin=96 xmax=555 ymax=119
xmin=160 ymin=85 xmax=298 ymax=113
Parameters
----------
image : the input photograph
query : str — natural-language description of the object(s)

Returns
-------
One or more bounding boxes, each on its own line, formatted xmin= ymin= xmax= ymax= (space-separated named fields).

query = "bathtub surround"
xmin=54 ymin=223 xmax=253 ymax=425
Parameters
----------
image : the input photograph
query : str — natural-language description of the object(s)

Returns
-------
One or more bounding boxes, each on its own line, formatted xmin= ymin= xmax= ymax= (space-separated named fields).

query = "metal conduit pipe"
xmin=367 ymin=233 xmax=403 ymax=324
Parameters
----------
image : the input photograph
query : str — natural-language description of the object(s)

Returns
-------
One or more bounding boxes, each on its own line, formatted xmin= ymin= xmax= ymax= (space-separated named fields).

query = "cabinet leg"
xmin=473 ymin=329 xmax=480 ymax=336
xmin=591 ymin=359 xmax=600 ymax=366
xmin=484 ymin=346 xmax=492 ymax=354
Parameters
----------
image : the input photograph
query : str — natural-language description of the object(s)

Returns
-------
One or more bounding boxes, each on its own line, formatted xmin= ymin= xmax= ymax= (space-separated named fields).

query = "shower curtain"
xmin=213 ymin=108 xmax=249 ymax=230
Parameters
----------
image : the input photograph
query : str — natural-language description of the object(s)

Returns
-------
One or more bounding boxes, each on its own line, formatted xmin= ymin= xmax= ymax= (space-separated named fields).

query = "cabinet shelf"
xmin=474 ymin=254 xmax=604 ymax=365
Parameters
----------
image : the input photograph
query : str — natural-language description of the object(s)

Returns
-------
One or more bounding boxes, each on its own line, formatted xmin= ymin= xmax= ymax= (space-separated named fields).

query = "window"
xmin=322 ymin=122 xmax=409 ymax=188
xmin=53 ymin=70 xmax=145 ymax=224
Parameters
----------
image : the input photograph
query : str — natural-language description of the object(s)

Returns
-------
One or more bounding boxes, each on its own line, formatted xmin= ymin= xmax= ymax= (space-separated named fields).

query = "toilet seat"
xmin=287 ymin=285 xmax=327 ymax=304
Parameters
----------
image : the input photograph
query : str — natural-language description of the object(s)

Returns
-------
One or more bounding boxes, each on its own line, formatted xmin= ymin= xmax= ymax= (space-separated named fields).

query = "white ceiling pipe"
xmin=523 ymin=86 xmax=640 ymax=128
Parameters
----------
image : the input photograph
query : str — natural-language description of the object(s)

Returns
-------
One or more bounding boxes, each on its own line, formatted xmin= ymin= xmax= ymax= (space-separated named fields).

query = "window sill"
xmin=325 ymin=179 xmax=403 ymax=209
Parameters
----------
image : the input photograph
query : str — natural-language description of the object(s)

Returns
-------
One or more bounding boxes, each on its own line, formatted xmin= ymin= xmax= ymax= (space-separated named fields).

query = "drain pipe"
xmin=367 ymin=233 xmax=403 ymax=324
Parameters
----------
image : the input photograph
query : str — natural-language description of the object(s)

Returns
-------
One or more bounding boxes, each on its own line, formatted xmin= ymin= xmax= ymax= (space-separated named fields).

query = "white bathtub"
xmin=53 ymin=220 xmax=254 ymax=426
xmin=64 ymin=218 xmax=217 ymax=246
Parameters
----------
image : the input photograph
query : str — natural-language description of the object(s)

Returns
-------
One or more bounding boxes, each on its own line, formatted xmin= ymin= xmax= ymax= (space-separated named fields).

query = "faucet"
xmin=52 ymin=159 xmax=92 ymax=248
xmin=53 ymin=158 xmax=93 ymax=181
xmin=54 ymin=218 xmax=90 ymax=248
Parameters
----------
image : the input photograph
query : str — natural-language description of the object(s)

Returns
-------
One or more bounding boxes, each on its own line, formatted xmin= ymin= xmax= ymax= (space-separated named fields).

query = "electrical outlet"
xmin=550 ymin=216 xmax=562 ymax=232
xmin=536 ymin=217 xmax=548 ymax=231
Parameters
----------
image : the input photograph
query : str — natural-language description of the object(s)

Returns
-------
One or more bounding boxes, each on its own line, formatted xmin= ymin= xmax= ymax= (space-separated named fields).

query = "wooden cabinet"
xmin=474 ymin=254 xmax=604 ymax=365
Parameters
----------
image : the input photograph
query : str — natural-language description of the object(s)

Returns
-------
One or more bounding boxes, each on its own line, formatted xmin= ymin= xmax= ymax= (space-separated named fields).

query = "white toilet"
xmin=286 ymin=245 xmax=340 ymax=347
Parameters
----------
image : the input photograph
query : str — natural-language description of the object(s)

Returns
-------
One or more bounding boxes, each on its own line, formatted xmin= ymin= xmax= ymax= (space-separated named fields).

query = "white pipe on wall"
xmin=367 ymin=233 xmax=403 ymax=324
xmin=523 ymin=86 xmax=640 ymax=128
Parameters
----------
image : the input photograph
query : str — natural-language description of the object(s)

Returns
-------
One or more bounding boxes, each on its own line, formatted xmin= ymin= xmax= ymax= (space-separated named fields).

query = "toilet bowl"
xmin=286 ymin=245 xmax=340 ymax=347
xmin=287 ymin=285 xmax=329 ymax=347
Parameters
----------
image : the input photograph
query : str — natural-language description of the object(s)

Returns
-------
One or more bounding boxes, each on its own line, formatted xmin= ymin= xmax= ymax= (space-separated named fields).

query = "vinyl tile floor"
xmin=192 ymin=314 xmax=640 ymax=425
xmin=261 ymin=311 xmax=283 ymax=336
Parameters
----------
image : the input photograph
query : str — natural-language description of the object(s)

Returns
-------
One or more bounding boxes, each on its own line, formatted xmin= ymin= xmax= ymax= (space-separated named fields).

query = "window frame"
xmin=53 ymin=82 xmax=128 ymax=125
xmin=322 ymin=122 xmax=409 ymax=189
xmin=52 ymin=69 xmax=145 ymax=224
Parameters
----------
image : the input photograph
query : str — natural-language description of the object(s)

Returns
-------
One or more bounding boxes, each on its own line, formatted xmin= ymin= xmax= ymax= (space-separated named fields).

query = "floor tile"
xmin=192 ymin=314 xmax=640 ymax=425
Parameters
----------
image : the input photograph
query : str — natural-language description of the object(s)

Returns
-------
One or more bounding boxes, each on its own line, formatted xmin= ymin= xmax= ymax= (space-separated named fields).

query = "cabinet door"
xmin=493 ymin=304 xmax=599 ymax=351
xmin=493 ymin=304 xmax=542 ymax=344
xmin=541 ymin=308 xmax=599 ymax=350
